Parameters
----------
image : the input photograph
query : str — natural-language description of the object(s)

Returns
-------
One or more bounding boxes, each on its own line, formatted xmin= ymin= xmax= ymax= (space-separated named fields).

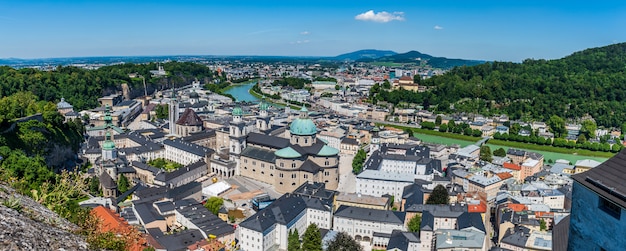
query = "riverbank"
xmin=247 ymin=85 xmax=303 ymax=109
xmin=378 ymin=123 xmax=610 ymax=163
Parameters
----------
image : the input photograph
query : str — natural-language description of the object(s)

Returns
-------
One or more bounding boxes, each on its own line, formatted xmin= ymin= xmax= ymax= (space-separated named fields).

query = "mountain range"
xmin=0 ymin=50 xmax=484 ymax=69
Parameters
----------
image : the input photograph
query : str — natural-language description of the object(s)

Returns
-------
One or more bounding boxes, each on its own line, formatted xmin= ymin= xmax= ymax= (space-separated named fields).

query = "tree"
xmin=325 ymin=232 xmax=362 ymax=251
xmin=334 ymin=84 xmax=341 ymax=90
xmin=117 ymin=174 xmax=129 ymax=194
xmin=426 ymin=184 xmax=449 ymax=205
xmin=493 ymin=147 xmax=507 ymax=157
xmin=89 ymin=177 xmax=100 ymax=196
xmin=439 ymin=123 xmax=448 ymax=132
xmin=540 ymin=219 xmax=547 ymax=231
xmin=352 ymin=149 xmax=366 ymax=174
xmin=480 ymin=145 xmax=492 ymax=162
xmin=302 ymin=223 xmax=322 ymax=251
xmin=382 ymin=79 xmax=391 ymax=89
xmin=154 ymin=104 xmax=169 ymax=119
xmin=204 ymin=197 xmax=224 ymax=215
xmin=435 ymin=115 xmax=442 ymax=126
xmin=288 ymin=229 xmax=301 ymax=251
xmin=407 ymin=214 xmax=421 ymax=233
xmin=547 ymin=115 xmax=566 ymax=138
xmin=580 ymin=120 xmax=597 ymax=139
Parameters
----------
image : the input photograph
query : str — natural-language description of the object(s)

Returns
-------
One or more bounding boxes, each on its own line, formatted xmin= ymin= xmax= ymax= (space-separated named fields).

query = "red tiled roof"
xmin=495 ymin=172 xmax=514 ymax=180
xmin=91 ymin=206 xmax=147 ymax=251
xmin=503 ymin=162 xmax=522 ymax=171
xmin=507 ymin=203 xmax=528 ymax=212
xmin=467 ymin=201 xmax=487 ymax=213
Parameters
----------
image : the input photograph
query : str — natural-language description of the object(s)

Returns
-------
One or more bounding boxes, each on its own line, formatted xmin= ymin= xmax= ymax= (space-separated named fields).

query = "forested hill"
xmin=376 ymin=42 xmax=626 ymax=127
xmin=0 ymin=61 xmax=218 ymax=111
xmin=358 ymin=50 xmax=485 ymax=69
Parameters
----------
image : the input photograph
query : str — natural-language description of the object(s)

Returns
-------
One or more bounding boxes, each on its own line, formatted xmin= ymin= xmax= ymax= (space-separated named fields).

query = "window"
xmin=599 ymin=197 xmax=621 ymax=219
xmin=292 ymin=163 xmax=296 ymax=168
xmin=292 ymin=173 xmax=297 ymax=179
xmin=280 ymin=163 xmax=284 ymax=167
xmin=279 ymin=173 xmax=284 ymax=178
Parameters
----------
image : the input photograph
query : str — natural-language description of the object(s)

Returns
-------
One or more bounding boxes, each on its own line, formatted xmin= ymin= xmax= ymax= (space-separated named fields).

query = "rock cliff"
xmin=0 ymin=183 xmax=88 ymax=250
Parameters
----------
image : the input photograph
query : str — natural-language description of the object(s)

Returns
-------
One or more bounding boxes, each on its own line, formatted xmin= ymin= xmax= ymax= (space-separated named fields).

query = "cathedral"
xmin=231 ymin=103 xmax=340 ymax=193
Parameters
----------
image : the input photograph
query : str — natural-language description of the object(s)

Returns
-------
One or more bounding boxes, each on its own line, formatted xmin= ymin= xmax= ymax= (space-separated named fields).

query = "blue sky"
xmin=1 ymin=0 xmax=625 ymax=61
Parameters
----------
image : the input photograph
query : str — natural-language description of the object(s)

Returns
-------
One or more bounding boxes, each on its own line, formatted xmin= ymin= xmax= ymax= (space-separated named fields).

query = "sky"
xmin=1 ymin=0 xmax=625 ymax=61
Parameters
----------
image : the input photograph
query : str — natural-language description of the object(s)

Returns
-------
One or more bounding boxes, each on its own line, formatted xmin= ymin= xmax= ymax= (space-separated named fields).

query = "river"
xmin=223 ymin=82 xmax=260 ymax=102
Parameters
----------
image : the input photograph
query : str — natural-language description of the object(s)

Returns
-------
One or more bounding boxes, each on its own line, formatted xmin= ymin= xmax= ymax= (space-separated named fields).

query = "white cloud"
xmin=291 ymin=40 xmax=310 ymax=44
xmin=434 ymin=25 xmax=444 ymax=30
xmin=300 ymin=31 xmax=310 ymax=35
xmin=355 ymin=10 xmax=404 ymax=23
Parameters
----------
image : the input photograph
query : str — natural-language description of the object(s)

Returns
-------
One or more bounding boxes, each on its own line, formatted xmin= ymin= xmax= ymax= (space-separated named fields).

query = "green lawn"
xmin=379 ymin=123 xmax=611 ymax=163
xmin=413 ymin=132 xmax=609 ymax=163
xmin=148 ymin=158 xmax=183 ymax=172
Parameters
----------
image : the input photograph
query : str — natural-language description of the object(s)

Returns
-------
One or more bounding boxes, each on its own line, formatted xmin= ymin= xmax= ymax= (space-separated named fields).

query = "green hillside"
xmin=372 ymin=42 xmax=626 ymax=127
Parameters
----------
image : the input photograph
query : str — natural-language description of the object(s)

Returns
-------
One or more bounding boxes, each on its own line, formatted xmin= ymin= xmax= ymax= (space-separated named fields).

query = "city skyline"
xmin=1 ymin=0 xmax=625 ymax=62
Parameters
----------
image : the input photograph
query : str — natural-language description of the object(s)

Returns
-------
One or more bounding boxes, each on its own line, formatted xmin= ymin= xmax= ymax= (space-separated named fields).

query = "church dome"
xmin=290 ymin=118 xmax=317 ymax=136
xmin=102 ymin=132 xmax=116 ymax=150
xmin=232 ymin=106 xmax=243 ymax=116
xmin=56 ymin=97 xmax=73 ymax=109
xmin=290 ymin=105 xmax=317 ymax=136
xmin=189 ymin=91 xmax=200 ymax=99
xmin=259 ymin=101 xmax=269 ymax=111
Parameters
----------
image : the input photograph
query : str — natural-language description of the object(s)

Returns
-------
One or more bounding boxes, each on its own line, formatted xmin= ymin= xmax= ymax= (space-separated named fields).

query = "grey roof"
xmin=134 ymin=202 xmax=165 ymax=225
xmin=247 ymin=132 xmax=290 ymax=149
xmin=154 ymin=200 xmax=175 ymax=215
xmin=241 ymin=146 xmax=276 ymax=163
xmin=457 ymin=212 xmax=486 ymax=233
xmin=334 ymin=205 xmax=405 ymax=225
xmin=174 ymin=199 xmax=235 ymax=238
xmin=131 ymin=161 xmax=160 ymax=175
xmin=99 ymin=171 xmax=117 ymax=189
xmin=116 ymin=100 xmax=137 ymax=107
xmin=501 ymin=226 xmax=531 ymax=248
xmin=507 ymin=148 xmax=526 ymax=157
xmin=402 ymin=182 xmax=428 ymax=208
xmin=163 ymin=139 xmax=214 ymax=157
xmin=147 ymin=228 xmax=204 ymax=251
xmin=552 ymin=215 xmax=569 ymax=251
xmin=572 ymin=149 xmax=625 ymax=208
xmin=341 ymin=137 xmax=359 ymax=145
xmin=181 ymin=130 xmax=216 ymax=142
xmin=239 ymin=193 xmax=332 ymax=232
xmin=292 ymin=182 xmax=336 ymax=203
xmin=299 ymin=159 xmax=323 ymax=174
xmin=387 ymin=230 xmax=420 ymax=250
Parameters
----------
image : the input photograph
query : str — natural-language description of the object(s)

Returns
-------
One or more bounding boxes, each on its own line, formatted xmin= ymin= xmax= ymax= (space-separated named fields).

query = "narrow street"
xmin=337 ymin=153 xmax=356 ymax=193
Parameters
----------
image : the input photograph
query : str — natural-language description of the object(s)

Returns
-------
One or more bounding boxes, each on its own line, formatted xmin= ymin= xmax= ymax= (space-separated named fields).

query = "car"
xmin=241 ymin=203 xmax=248 ymax=207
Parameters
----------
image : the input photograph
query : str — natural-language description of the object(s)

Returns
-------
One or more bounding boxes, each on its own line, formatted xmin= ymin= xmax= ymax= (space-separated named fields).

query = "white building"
xmin=163 ymin=139 xmax=213 ymax=165
xmin=237 ymin=193 xmax=332 ymax=251
xmin=333 ymin=206 xmax=406 ymax=243
xmin=356 ymin=170 xmax=414 ymax=202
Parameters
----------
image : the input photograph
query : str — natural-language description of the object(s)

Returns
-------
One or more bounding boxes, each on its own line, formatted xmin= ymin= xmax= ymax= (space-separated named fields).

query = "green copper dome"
xmin=232 ymin=106 xmax=243 ymax=116
xmin=275 ymin=147 xmax=302 ymax=158
xmin=317 ymin=145 xmax=339 ymax=156
xmin=102 ymin=132 xmax=116 ymax=150
xmin=259 ymin=101 xmax=269 ymax=111
xmin=290 ymin=118 xmax=317 ymax=135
